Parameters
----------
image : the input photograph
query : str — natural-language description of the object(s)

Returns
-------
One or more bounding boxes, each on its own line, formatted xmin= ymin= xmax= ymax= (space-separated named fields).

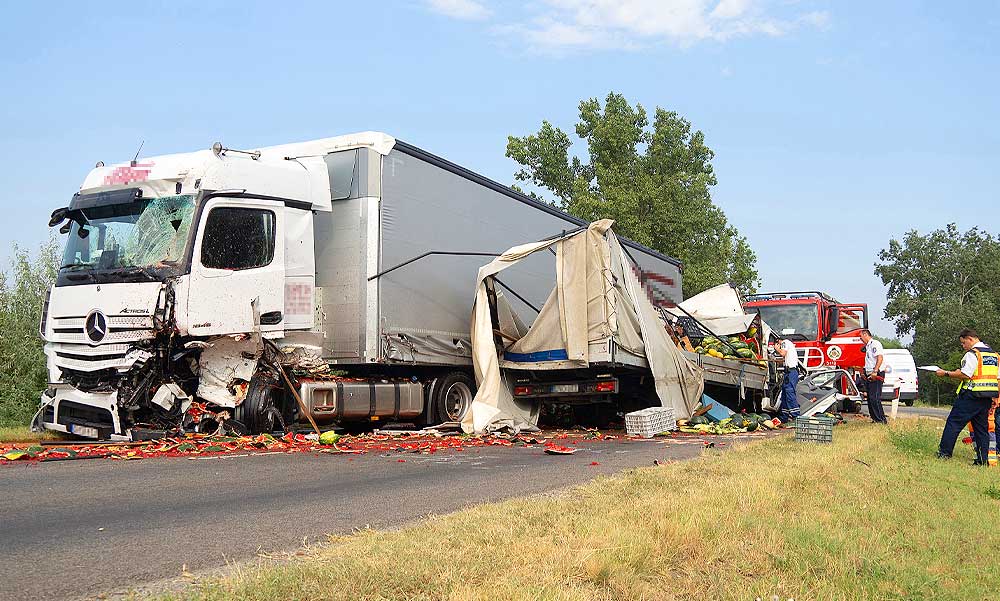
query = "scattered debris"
xmin=2 ymin=422 xmax=785 ymax=466
xmin=543 ymin=444 xmax=577 ymax=455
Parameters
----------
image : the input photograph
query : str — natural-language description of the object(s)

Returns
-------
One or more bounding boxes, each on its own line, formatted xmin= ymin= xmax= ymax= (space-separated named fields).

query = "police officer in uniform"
xmin=859 ymin=329 xmax=888 ymax=424
xmin=936 ymin=328 xmax=999 ymax=465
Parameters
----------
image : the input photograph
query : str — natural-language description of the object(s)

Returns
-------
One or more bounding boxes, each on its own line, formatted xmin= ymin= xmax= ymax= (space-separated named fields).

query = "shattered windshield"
xmin=61 ymin=195 xmax=195 ymax=272
xmin=754 ymin=304 xmax=819 ymax=341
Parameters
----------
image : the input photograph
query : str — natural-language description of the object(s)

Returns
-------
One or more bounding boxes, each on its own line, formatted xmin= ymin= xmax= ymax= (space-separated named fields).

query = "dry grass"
xmin=0 ymin=425 xmax=64 ymax=443
xmin=158 ymin=419 xmax=1000 ymax=601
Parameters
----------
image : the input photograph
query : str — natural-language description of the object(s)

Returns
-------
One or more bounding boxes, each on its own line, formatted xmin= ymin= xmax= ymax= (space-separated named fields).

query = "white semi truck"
xmin=36 ymin=132 xmax=685 ymax=440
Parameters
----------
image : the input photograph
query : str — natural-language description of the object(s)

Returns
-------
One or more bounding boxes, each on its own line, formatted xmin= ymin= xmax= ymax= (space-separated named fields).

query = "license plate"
xmin=70 ymin=424 xmax=99 ymax=438
xmin=550 ymin=384 xmax=578 ymax=393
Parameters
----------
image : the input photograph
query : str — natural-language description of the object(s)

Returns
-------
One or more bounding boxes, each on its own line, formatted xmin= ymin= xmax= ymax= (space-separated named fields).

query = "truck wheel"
xmin=234 ymin=376 xmax=279 ymax=434
xmin=433 ymin=372 xmax=475 ymax=424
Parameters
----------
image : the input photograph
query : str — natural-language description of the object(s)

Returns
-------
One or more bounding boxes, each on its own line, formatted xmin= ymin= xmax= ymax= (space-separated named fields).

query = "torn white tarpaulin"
xmin=668 ymin=283 xmax=773 ymax=342
xmin=462 ymin=220 xmax=704 ymax=433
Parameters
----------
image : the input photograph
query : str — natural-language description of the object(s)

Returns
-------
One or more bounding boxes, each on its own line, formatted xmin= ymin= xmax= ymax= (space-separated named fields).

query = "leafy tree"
xmin=873 ymin=335 xmax=904 ymax=349
xmin=0 ymin=239 xmax=59 ymax=426
xmin=507 ymin=92 xmax=759 ymax=297
xmin=875 ymin=224 xmax=1000 ymax=403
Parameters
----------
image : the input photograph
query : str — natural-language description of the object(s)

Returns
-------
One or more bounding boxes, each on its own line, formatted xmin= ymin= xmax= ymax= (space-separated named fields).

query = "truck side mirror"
xmin=48 ymin=207 xmax=68 ymax=227
xmin=824 ymin=306 xmax=839 ymax=340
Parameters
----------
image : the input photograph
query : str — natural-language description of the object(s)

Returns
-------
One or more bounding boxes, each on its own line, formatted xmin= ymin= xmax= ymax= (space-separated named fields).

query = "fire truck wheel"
xmin=234 ymin=375 xmax=278 ymax=434
xmin=433 ymin=372 xmax=475 ymax=424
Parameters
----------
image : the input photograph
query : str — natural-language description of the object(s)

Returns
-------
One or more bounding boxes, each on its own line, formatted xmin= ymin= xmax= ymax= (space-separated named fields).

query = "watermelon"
xmin=690 ymin=415 xmax=710 ymax=426
xmin=319 ymin=431 xmax=342 ymax=445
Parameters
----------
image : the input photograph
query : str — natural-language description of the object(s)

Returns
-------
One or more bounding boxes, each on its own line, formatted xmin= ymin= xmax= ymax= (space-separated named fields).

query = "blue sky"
xmin=2 ymin=1 xmax=997 ymax=339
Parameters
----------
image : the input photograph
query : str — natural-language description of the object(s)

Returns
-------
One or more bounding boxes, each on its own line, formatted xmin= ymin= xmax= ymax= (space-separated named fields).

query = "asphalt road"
xmin=859 ymin=402 xmax=951 ymax=420
xmin=0 ymin=433 xmax=768 ymax=601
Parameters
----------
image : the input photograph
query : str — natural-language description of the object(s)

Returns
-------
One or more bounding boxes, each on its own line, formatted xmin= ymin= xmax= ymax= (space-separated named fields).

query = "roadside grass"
xmin=910 ymin=398 xmax=948 ymax=408
xmin=157 ymin=419 xmax=999 ymax=601
xmin=0 ymin=425 xmax=64 ymax=443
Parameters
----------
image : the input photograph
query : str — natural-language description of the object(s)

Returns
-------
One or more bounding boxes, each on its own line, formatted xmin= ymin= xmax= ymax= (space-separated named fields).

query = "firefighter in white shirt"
xmin=772 ymin=337 xmax=801 ymax=423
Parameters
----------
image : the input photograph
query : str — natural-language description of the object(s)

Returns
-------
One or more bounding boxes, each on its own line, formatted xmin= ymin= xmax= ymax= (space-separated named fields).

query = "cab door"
xmin=834 ymin=304 xmax=868 ymax=334
xmin=185 ymin=197 xmax=285 ymax=336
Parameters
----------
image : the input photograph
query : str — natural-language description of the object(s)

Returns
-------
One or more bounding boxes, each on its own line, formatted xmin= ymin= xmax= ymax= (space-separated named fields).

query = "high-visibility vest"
xmin=957 ymin=344 xmax=1000 ymax=398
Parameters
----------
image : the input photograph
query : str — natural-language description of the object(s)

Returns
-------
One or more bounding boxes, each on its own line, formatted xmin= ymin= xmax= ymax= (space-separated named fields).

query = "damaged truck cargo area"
xmin=35 ymin=132 xmax=688 ymax=441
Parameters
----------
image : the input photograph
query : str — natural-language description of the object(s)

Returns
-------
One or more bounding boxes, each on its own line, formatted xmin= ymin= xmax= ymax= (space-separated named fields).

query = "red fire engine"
xmin=743 ymin=291 xmax=869 ymax=371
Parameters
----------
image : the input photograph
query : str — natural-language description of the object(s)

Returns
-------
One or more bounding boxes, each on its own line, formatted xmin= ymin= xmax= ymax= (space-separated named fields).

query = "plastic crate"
xmin=625 ymin=407 xmax=676 ymax=438
xmin=794 ymin=415 xmax=835 ymax=443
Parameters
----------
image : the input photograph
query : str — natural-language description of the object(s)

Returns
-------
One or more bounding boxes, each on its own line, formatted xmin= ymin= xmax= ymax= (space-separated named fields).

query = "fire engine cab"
xmin=743 ymin=291 xmax=868 ymax=371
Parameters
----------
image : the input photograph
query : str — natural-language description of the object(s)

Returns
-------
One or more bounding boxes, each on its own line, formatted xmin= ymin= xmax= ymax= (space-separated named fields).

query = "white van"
xmin=880 ymin=349 xmax=918 ymax=406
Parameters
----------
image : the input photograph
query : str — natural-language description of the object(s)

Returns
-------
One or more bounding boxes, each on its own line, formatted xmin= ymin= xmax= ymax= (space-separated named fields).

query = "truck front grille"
xmin=47 ymin=342 xmax=152 ymax=374
xmin=48 ymin=314 xmax=156 ymax=344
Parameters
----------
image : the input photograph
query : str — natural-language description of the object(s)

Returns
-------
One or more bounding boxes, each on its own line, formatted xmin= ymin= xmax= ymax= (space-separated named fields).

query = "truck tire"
xmin=234 ymin=375 xmax=279 ymax=434
xmin=433 ymin=372 xmax=475 ymax=424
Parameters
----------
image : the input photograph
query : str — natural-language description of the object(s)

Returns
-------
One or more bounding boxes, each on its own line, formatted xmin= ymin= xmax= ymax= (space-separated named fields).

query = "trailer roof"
xmin=393 ymin=140 xmax=683 ymax=269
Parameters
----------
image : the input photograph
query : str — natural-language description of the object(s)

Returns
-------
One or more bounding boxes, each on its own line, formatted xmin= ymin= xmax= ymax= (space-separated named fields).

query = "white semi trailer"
xmin=36 ymin=132 xmax=684 ymax=440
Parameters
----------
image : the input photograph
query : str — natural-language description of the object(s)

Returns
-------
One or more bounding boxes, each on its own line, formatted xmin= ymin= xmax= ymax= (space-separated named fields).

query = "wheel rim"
xmin=443 ymin=381 xmax=473 ymax=422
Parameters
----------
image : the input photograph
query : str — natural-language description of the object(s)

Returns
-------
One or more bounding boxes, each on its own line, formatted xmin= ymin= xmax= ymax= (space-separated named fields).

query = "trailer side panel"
xmin=375 ymin=146 xmax=683 ymax=366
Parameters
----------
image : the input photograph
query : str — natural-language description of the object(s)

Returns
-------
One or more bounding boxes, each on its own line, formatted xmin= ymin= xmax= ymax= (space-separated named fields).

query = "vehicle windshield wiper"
xmin=60 ymin=264 xmax=96 ymax=282
xmin=782 ymin=333 xmax=810 ymax=341
xmin=102 ymin=266 xmax=161 ymax=282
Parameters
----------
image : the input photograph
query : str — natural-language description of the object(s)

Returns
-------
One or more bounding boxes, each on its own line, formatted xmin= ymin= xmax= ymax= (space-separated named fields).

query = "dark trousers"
xmin=780 ymin=369 xmax=800 ymax=422
xmin=865 ymin=373 xmax=887 ymax=423
xmin=939 ymin=391 xmax=991 ymax=464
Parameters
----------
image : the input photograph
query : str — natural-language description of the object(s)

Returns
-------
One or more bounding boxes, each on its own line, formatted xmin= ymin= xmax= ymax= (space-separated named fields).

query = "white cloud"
xmin=710 ymin=0 xmax=752 ymax=20
xmin=425 ymin=0 xmax=492 ymax=21
xmin=463 ymin=1 xmax=832 ymax=52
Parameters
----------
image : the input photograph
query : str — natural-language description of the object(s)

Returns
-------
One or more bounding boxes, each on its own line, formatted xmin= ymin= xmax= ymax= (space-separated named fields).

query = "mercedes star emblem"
xmin=85 ymin=309 xmax=108 ymax=344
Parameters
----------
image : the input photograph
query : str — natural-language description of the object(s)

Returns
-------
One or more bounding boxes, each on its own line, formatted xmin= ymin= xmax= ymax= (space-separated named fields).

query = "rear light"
xmin=595 ymin=380 xmax=616 ymax=393
xmin=514 ymin=386 xmax=533 ymax=396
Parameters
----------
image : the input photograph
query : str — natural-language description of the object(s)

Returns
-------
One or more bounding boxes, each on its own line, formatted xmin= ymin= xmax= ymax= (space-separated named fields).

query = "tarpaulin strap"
xmin=503 ymin=349 xmax=569 ymax=362
xmin=368 ymin=382 xmax=377 ymax=417
xmin=336 ymin=382 xmax=344 ymax=420
xmin=393 ymin=382 xmax=401 ymax=419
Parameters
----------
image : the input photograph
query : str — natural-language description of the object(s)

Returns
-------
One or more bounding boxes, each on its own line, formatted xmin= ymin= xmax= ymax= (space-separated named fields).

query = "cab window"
xmin=836 ymin=308 xmax=864 ymax=334
xmin=201 ymin=208 xmax=275 ymax=270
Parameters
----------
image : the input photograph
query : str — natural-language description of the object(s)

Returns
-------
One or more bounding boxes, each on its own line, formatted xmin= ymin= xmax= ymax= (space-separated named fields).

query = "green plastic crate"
xmin=794 ymin=415 xmax=835 ymax=443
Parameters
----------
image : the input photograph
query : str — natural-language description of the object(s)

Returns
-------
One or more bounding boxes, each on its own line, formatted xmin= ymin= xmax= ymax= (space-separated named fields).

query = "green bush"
xmin=0 ymin=239 xmax=58 ymax=427
xmin=887 ymin=419 xmax=942 ymax=458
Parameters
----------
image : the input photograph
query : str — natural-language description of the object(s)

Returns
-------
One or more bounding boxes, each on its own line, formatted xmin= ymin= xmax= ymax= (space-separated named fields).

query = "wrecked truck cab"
xmin=37 ymin=145 xmax=316 ymax=440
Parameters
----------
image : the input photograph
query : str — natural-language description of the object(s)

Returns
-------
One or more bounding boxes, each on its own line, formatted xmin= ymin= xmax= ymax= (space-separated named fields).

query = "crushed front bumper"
xmin=37 ymin=387 xmax=130 ymax=441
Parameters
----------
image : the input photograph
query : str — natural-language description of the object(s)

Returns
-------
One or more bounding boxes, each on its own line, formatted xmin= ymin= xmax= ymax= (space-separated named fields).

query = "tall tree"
xmin=875 ymin=224 xmax=1000 ymax=402
xmin=0 ymin=239 xmax=59 ymax=426
xmin=507 ymin=92 xmax=759 ymax=297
